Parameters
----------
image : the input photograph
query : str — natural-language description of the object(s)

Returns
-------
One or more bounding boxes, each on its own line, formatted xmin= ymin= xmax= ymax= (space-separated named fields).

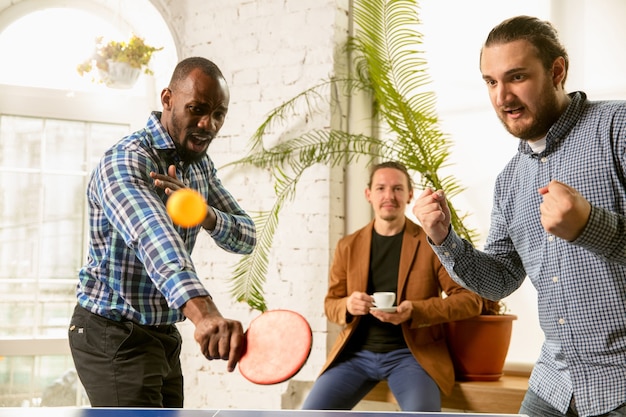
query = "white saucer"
xmin=371 ymin=307 xmax=396 ymax=313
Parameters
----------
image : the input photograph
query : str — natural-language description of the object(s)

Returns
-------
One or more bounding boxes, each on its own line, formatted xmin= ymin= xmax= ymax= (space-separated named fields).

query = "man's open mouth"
xmin=190 ymin=133 xmax=212 ymax=144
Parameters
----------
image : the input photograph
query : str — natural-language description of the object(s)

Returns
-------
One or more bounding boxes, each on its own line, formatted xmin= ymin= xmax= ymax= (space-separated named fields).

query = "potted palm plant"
xmin=227 ymin=0 xmax=515 ymax=381
xmin=77 ymin=34 xmax=163 ymax=88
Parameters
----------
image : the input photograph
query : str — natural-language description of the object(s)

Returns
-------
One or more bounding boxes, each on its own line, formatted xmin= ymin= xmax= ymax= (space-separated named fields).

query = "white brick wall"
xmin=154 ymin=0 xmax=348 ymax=409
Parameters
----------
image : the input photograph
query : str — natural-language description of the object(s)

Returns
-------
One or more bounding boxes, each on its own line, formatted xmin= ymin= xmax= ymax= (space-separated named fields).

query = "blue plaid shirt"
xmin=76 ymin=112 xmax=256 ymax=326
xmin=432 ymin=92 xmax=626 ymax=417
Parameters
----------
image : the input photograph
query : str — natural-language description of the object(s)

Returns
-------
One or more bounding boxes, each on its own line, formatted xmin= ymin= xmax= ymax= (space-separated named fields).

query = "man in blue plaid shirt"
xmin=414 ymin=16 xmax=626 ymax=417
xmin=68 ymin=57 xmax=256 ymax=407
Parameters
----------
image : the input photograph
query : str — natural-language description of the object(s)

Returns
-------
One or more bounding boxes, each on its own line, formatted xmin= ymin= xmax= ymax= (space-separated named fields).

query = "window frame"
xmin=0 ymin=83 xmax=155 ymax=405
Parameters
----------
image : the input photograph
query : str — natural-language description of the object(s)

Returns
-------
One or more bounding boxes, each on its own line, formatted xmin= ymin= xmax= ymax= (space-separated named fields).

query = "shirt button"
xmin=451 ymin=243 xmax=457 ymax=249
xmin=443 ymin=251 xmax=450 ymax=256
xmin=541 ymin=157 xmax=548 ymax=163
xmin=558 ymin=318 xmax=565 ymax=325
xmin=552 ymin=276 xmax=558 ymax=283
xmin=548 ymin=235 xmax=554 ymax=242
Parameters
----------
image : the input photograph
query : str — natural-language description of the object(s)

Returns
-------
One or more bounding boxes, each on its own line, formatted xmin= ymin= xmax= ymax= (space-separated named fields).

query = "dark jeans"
xmin=68 ymin=304 xmax=183 ymax=407
xmin=301 ymin=348 xmax=440 ymax=411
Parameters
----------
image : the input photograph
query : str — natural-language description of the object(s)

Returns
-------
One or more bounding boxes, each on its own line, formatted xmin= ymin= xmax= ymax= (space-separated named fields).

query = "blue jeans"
xmin=520 ymin=389 xmax=626 ymax=417
xmin=301 ymin=348 xmax=440 ymax=411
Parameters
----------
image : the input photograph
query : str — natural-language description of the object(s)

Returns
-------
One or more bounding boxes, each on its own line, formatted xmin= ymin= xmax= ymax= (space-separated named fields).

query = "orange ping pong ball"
xmin=166 ymin=188 xmax=207 ymax=228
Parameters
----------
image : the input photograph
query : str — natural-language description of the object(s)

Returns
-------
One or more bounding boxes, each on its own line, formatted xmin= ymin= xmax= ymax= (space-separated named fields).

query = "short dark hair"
xmin=481 ymin=15 xmax=569 ymax=86
xmin=168 ymin=57 xmax=225 ymax=89
xmin=368 ymin=161 xmax=413 ymax=192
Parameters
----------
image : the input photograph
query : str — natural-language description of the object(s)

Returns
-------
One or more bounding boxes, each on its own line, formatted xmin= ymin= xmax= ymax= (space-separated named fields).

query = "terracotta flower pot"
xmin=445 ymin=314 xmax=517 ymax=381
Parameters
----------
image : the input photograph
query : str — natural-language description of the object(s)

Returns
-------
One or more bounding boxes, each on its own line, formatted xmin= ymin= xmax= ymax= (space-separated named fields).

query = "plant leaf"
xmin=225 ymin=0 xmax=478 ymax=311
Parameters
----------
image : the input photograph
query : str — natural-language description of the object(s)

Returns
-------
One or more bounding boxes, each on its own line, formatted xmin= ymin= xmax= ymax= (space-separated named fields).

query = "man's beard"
xmin=379 ymin=205 xmax=400 ymax=222
xmin=500 ymin=81 xmax=562 ymax=141
xmin=380 ymin=213 xmax=399 ymax=222
xmin=170 ymin=111 xmax=212 ymax=164
xmin=173 ymin=135 xmax=210 ymax=164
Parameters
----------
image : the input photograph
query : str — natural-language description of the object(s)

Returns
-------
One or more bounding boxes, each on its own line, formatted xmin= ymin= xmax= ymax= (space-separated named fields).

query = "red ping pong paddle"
xmin=238 ymin=309 xmax=312 ymax=385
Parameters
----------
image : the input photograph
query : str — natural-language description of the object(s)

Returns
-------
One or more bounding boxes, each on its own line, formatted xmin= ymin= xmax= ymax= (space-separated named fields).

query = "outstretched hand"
xmin=151 ymin=164 xmax=217 ymax=230
xmin=182 ymin=297 xmax=245 ymax=373
xmin=151 ymin=164 xmax=184 ymax=195
xmin=412 ymin=188 xmax=451 ymax=245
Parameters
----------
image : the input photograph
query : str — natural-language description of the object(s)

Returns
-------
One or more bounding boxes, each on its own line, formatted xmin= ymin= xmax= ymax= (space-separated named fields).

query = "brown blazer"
xmin=321 ymin=218 xmax=483 ymax=396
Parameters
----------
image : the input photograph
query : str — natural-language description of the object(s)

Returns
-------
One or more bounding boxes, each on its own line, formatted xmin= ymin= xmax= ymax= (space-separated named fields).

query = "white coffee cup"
xmin=372 ymin=292 xmax=395 ymax=308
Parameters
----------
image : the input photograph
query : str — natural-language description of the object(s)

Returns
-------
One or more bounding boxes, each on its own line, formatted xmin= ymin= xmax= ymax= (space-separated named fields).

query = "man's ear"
xmin=552 ymin=57 xmax=567 ymax=88
xmin=364 ymin=187 xmax=372 ymax=203
xmin=161 ymin=88 xmax=172 ymax=110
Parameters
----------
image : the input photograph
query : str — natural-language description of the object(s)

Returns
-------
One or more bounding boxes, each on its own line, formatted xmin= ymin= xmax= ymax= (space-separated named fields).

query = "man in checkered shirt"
xmin=413 ymin=15 xmax=626 ymax=417
xmin=69 ymin=57 xmax=256 ymax=407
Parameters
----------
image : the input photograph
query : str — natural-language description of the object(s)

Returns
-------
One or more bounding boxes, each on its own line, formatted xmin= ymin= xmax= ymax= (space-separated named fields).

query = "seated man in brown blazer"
xmin=301 ymin=161 xmax=482 ymax=412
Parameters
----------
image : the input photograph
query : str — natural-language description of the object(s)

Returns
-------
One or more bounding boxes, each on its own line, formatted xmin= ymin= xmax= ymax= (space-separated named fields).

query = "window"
xmin=0 ymin=102 xmax=130 ymax=408
xmin=0 ymin=1 xmax=174 ymax=406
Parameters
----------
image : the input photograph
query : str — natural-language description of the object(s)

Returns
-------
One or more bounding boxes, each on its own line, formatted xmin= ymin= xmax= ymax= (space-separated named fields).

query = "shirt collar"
xmin=146 ymin=111 xmax=176 ymax=151
xmin=518 ymin=91 xmax=587 ymax=156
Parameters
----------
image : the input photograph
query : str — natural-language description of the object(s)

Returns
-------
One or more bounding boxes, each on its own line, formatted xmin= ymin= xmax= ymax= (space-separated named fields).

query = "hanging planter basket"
xmin=98 ymin=60 xmax=142 ymax=89
xmin=77 ymin=34 xmax=163 ymax=89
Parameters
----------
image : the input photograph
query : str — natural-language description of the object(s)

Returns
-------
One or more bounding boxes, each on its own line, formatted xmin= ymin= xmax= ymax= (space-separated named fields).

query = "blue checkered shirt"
xmin=431 ymin=92 xmax=626 ymax=417
xmin=76 ymin=112 xmax=256 ymax=326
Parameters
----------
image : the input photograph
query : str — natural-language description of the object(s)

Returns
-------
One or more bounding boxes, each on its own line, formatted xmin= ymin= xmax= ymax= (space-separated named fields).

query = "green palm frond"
xmin=229 ymin=210 xmax=274 ymax=312
xmin=224 ymin=130 xmax=385 ymax=172
xmin=226 ymin=131 xmax=389 ymax=310
xmin=352 ymin=0 xmax=450 ymax=187
xmin=351 ymin=0 xmax=476 ymax=243
xmin=243 ymin=78 xmax=368 ymax=155
xmin=226 ymin=0 xmax=478 ymax=311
